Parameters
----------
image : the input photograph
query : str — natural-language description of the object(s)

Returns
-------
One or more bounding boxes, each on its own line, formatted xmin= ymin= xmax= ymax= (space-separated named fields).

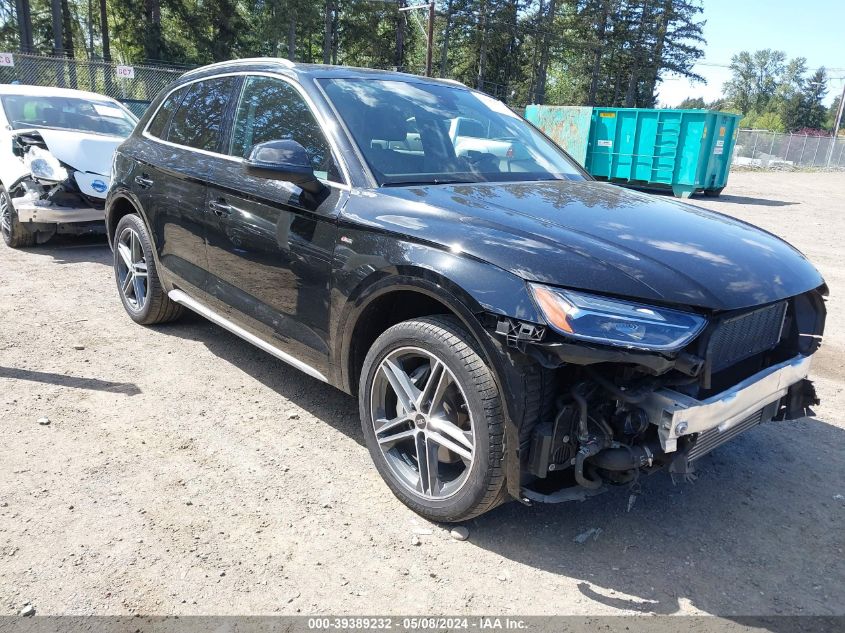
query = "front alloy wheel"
xmin=360 ymin=316 xmax=507 ymax=522
xmin=371 ymin=347 xmax=476 ymax=499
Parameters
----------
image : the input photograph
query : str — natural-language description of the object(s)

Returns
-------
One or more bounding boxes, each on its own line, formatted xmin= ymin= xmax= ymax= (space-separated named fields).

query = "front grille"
xmin=687 ymin=409 xmax=764 ymax=462
xmin=707 ymin=301 xmax=786 ymax=372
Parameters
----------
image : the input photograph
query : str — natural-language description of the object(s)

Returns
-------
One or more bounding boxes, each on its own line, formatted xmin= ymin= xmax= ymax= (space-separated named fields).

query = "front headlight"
xmin=24 ymin=147 xmax=69 ymax=183
xmin=529 ymin=284 xmax=707 ymax=352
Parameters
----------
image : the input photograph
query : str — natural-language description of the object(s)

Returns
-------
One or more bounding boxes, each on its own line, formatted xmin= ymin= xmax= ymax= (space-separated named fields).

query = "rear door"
xmin=133 ymin=76 xmax=240 ymax=295
xmin=203 ymin=74 xmax=348 ymax=375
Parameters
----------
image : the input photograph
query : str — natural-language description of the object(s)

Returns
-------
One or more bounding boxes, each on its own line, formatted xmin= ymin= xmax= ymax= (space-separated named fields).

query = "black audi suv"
xmin=106 ymin=58 xmax=826 ymax=522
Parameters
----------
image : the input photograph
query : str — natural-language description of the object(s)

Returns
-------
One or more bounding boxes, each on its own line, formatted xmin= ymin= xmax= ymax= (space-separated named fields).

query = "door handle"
xmin=134 ymin=175 xmax=154 ymax=189
xmin=209 ymin=200 xmax=233 ymax=217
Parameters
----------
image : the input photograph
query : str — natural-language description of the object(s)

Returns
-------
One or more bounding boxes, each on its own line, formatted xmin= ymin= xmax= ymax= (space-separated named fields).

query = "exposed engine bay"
xmin=498 ymin=287 xmax=827 ymax=505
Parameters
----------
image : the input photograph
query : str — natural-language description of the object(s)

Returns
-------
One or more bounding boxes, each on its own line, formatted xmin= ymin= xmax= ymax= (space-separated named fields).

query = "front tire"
xmin=359 ymin=315 xmax=506 ymax=522
xmin=1 ymin=187 xmax=36 ymax=248
xmin=113 ymin=213 xmax=183 ymax=325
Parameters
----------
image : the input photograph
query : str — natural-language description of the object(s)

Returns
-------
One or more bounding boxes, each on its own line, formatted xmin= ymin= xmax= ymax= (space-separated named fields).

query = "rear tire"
xmin=704 ymin=187 xmax=724 ymax=197
xmin=1 ymin=187 xmax=36 ymax=248
xmin=113 ymin=213 xmax=183 ymax=325
xmin=359 ymin=315 xmax=506 ymax=522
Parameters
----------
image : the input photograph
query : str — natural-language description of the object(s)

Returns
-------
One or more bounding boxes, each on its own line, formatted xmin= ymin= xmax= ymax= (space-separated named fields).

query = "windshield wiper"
xmin=381 ymin=177 xmax=479 ymax=187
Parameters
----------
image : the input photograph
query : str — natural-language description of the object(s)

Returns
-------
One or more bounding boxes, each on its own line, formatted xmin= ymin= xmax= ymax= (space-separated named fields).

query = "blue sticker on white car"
xmin=91 ymin=179 xmax=107 ymax=193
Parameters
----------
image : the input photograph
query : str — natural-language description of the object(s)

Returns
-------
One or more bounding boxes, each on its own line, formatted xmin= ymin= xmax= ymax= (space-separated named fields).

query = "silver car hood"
xmin=21 ymin=127 xmax=123 ymax=175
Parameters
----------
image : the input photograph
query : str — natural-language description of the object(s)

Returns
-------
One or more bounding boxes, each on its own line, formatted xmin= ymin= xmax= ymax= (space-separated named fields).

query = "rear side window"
xmin=229 ymin=75 xmax=341 ymax=182
xmin=166 ymin=77 xmax=237 ymax=152
xmin=147 ymin=88 xmax=185 ymax=139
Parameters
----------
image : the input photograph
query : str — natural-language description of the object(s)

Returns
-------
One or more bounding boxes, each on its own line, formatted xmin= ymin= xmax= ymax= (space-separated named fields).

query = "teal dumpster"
xmin=524 ymin=105 xmax=593 ymax=166
xmin=526 ymin=106 xmax=741 ymax=198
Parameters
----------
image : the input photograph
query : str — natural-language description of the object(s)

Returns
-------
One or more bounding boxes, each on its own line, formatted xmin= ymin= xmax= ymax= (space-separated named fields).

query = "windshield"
xmin=320 ymin=78 xmax=585 ymax=186
xmin=0 ymin=94 xmax=137 ymax=136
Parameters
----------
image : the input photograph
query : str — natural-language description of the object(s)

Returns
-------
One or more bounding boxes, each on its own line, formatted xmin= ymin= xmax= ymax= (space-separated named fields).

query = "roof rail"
xmin=182 ymin=57 xmax=294 ymax=77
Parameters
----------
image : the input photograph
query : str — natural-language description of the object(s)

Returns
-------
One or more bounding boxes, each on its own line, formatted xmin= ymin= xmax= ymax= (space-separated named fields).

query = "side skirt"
xmin=168 ymin=289 xmax=329 ymax=383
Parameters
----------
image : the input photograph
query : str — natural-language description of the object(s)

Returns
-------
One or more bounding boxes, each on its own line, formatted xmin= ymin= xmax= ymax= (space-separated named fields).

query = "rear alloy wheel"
xmin=113 ymin=213 xmax=183 ymax=325
xmin=1 ymin=187 xmax=36 ymax=248
xmin=116 ymin=225 xmax=149 ymax=311
xmin=360 ymin=316 xmax=506 ymax=522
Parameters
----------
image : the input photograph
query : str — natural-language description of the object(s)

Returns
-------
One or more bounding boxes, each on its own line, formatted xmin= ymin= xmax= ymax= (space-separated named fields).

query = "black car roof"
xmin=178 ymin=57 xmax=467 ymax=89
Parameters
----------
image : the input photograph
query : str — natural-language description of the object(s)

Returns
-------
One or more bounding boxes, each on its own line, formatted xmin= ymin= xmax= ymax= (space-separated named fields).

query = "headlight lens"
xmin=24 ymin=147 xmax=68 ymax=183
xmin=530 ymin=284 xmax=707 ymax=352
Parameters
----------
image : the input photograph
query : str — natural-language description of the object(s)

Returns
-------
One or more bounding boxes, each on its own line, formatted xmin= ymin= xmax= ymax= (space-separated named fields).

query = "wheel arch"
xmin=334 ymin=261 xmax=545 ymax=502
xmin=337 ymin=273 xmax=493 ymax=397
xmin=105 ymin=190 xmax=152 ymax=250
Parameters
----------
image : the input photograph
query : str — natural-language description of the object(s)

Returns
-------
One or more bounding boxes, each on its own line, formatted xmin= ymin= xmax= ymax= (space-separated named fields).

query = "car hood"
xmin=17 ymin=127 xmax=124 ymax=175
xmin=352 ymin=179 xmax=824 ymax=312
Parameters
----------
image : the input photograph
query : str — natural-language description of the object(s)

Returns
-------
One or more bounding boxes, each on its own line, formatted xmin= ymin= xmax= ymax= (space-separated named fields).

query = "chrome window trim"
xmin=141 ymin=70 xmax=351 ymax=190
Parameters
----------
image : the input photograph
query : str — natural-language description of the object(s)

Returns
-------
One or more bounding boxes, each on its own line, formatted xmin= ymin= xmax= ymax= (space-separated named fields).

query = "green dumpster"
xmin=526 ymin=106 xmax=741 ymax=198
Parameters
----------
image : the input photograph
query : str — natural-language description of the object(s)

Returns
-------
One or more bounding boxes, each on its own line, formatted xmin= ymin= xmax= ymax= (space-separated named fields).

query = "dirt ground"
xmin=1 ymin=171 xmax=844 ymax=617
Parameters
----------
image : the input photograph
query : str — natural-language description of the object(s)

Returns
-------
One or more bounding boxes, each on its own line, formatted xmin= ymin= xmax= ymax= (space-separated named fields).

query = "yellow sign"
xmin=719 ymin=126 xmax=726 ymax=137
xmin=599 ymin=112 xmax=616 ymax=118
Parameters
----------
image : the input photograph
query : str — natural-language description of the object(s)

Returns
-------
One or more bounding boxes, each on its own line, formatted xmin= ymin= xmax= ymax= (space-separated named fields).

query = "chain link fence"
xmin=0 ymin=52 xmax=188 ymax=116
xmin=734 ymin=129 xmax=845 ymax=170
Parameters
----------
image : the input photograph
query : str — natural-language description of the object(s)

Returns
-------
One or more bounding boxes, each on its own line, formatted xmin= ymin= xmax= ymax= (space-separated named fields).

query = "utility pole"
xmin=399 ymin=2 xmax=435 ymax=77
xmin=426 ymin=1 xmax=434 ymax=78
xmin=827 ymin=79 xmax=845 ymax=168
xmin=323 ymin=0 xmax=333 ymax=65
xmin=396 ymin=1 xmax=405 ymax=71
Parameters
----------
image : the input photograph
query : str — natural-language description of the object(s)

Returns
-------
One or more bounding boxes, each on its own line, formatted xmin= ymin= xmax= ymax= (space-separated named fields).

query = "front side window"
xmin=167 ymin=77 xmax=237 ymax=152
xmin=320 ymin=78 xmax=585 ymax=186
xmin=230 ymin=75 xmax=341 ymax=182
xmin=0 ymin=94 xmax=137 ymax=136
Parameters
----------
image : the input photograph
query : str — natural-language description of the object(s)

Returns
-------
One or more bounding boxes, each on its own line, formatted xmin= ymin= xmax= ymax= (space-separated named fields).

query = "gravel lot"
xmin=1 ymin=171 xmax=844 ymax=617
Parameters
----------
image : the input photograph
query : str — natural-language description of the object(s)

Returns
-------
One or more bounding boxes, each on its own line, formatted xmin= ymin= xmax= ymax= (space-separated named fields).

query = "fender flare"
xmin=105 ymin=189 xmax=155 ymax=254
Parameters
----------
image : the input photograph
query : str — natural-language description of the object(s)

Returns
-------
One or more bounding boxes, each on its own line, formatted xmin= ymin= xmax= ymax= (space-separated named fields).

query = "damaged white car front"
xmin=0 ymin=86 xmax=137 ymax=247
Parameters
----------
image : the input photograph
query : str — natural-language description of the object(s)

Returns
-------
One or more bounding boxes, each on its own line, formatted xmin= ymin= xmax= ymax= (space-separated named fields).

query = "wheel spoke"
xmin=377 ymin=428 xmax=416 ymax=448
xmin=132 ymin=274 xmax=146 ymax=306
xmin=417 ymin=359 xmax=447 ymax=414
xmin=416 ymin=434 xmax=440 ymax=496
xmin=427 ymin=423 xmax=473 ymax=462
xmin=130 ymin=230 xmax=140 ymax=264
xmin=117 ymin=242 xmax=133 ymax=269
xmin=381 ymin=358 xmax=419 ymax=414
xmin=121 ymin=271 xmax=134 ymax=296
xmin=374 ymin=415 xmax=409 ymax=436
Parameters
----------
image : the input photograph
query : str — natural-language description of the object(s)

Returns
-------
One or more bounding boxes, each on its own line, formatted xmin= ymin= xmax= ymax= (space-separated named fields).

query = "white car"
xmin=0 ymin=84 xmax=138 ymax=247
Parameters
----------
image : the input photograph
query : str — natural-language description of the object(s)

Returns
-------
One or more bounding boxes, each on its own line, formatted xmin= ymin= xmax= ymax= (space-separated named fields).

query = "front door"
xmin=204 ymin=74 xmax=348 ymax=375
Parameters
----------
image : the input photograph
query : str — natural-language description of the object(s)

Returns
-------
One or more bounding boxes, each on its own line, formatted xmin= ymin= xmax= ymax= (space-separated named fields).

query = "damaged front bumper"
xmin=641 ymin=354 xmax=814 ymax=453
xmin=13 ymin=197 xmax=104 ymax=224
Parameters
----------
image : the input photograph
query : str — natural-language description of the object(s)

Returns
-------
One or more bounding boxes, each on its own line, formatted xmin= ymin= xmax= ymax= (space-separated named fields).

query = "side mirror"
xmin=243 ymin=139 xmax=323 ymax=194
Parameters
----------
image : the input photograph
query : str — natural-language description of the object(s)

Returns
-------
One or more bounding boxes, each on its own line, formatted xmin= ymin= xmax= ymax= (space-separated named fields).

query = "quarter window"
xmin=230 ymin=76 xmax=341 ymax=182
xmin=147 ymin=88 xmax=185 ymax=139
xmin=166 ymin=77 xmax=237 ymax=152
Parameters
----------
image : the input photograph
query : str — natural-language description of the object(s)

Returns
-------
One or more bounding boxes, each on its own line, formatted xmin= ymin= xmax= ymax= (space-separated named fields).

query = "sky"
xmin=655 ymin=0 xmax=844 ymax=108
